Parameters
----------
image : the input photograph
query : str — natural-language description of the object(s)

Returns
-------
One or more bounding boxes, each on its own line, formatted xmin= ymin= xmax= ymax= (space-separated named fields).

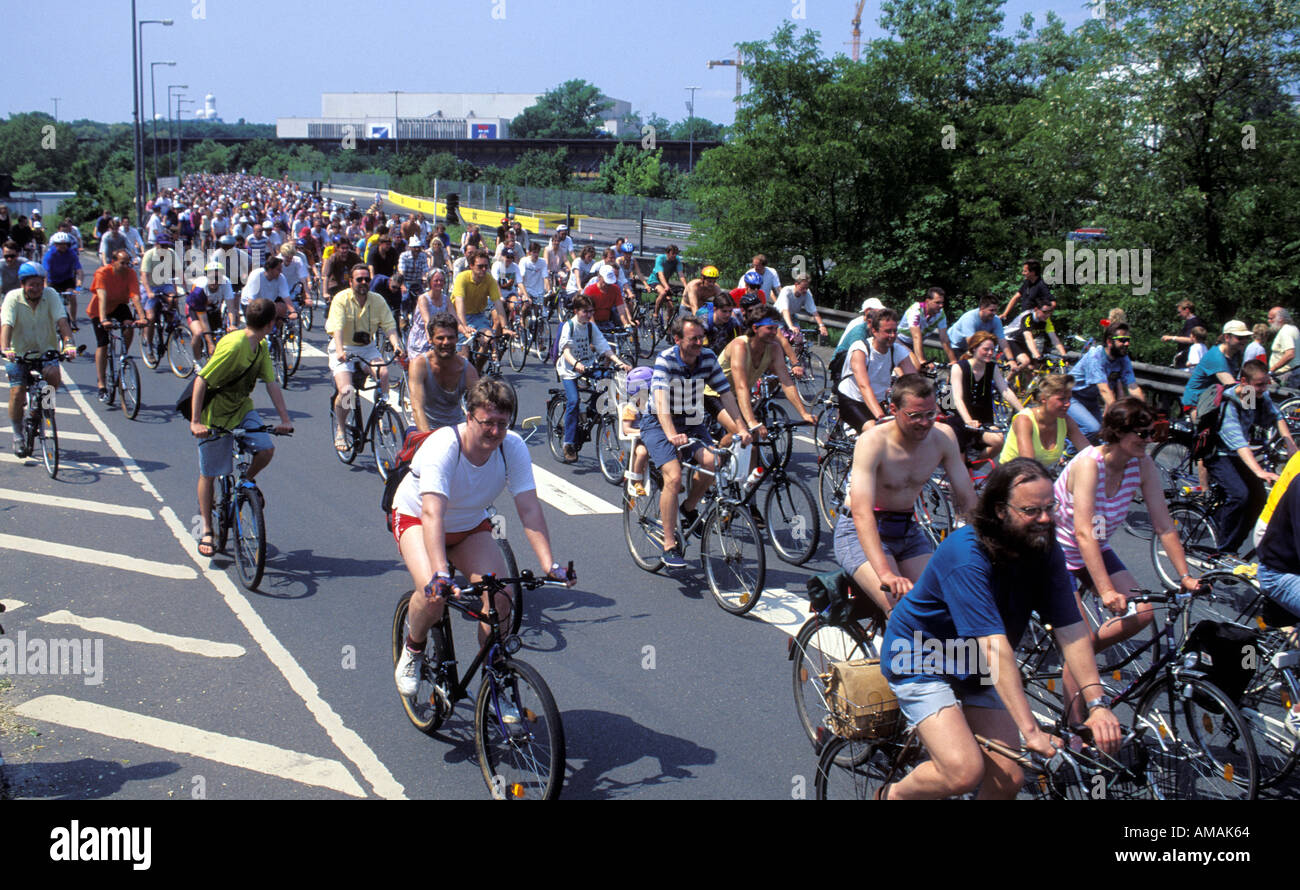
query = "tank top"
xmin=1053 ymin=445 xmax=1144 ymax=570
xmin=998 ymin=407 xmax=1068 ymax=467
xmin=707 ymin=335 xmax=773 ymax=398
xmin=958 ymin=359 xmax=994 ymax=424
xmin=420 ymin=359 xmax=468 ymax=428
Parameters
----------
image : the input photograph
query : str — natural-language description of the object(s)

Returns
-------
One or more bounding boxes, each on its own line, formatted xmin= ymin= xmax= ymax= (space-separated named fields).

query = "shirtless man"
xmin=834 ymin=373 xmax=978 ymax=616
xmin=681 ymin=265 xmax=724 ymax=317
xmin=407 ymin=312 xmax=479 ymax=432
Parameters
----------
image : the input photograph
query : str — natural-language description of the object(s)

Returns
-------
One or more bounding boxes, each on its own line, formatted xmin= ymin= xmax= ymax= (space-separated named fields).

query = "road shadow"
xmin=517 ymin=586 xmax=622 ymax=654
xmin=560 ymin=709 xmax=716 ymax=799
xmin=250 ymin=547 xmax=396 ymax=600
xmin=2 ymin=756 xmax=178 ymax=800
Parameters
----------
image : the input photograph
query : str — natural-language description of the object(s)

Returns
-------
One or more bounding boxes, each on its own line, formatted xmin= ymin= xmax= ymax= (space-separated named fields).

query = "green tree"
xmin=597 ymin=143 xmax=670 ymax=197
xmin=510 ymin=80 xmax=614 ymax=139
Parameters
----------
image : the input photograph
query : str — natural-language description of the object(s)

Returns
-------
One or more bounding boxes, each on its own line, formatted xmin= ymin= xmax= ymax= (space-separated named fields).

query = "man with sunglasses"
xmin=451 ymin=248 xmax=504 ymax=362
xmin=327 ymin=264 xmax=405 ymax=452
xmin=1066 ymin=322 xmax=1143 ymax=442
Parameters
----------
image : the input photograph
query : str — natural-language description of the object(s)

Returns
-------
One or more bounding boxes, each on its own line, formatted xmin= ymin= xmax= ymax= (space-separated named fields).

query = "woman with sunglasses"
xmin=1051 ymin=397 xmax=1200 ymax=720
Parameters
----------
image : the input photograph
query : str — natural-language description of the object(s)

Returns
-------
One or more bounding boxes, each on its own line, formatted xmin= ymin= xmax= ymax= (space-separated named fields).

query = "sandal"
xmin=334 ymin=432 xmax=349 ymax=453
xmin=197 ymin=533 xmax=215 ymax=558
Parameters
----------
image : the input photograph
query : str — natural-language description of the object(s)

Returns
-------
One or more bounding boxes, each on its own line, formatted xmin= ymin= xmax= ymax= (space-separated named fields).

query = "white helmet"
xmin=50 ymin=232 xmax=74 ymax=245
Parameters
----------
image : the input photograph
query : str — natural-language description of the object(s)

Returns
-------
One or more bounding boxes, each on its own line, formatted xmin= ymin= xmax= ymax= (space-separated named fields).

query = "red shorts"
xmin=391 ymin=512 xmax=493 ymax=551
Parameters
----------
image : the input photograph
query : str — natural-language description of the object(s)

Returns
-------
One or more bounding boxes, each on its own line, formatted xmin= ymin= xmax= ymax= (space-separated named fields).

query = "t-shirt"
xmin=393 ymin=425 xmax=535 ymax=531
xmin=556 ymin=319 xmax=611 ymax=380
xmin=1005 ymin=309 xmax=1054 ymax=341
xmin=774 ymin=285 xmax=816 ymax=319
xmin=141 ymin=247 xmax=179 ymax=293
xmin=1242 ymin=342 xmax=1265 ymax=364
xmin=882 ymin=526 xmax=1080 ymax=688
xmin=650 ymin=253 xmax=682 ymax=286
xmin=280 ymin=255 xmax=310 ymax=292
xmin=491 ymin=260 xmax=521 ymax=296
xmin=518 ymin=255 xmax=547 ymax=297
xmin=737 ymin=268 xmax=780 ymax=294
xmin=1017 ymin=277 xmax=1053 ymax=312
xmin=1187 ymin=342 xmax=1208 ymax=366
xmin=450 ymin=269 xmax=502 ymax=316
xmin=88 ymin=264 xmax=139 ymax=317
xmin=1270 ymin=324 xmax=1299 ymax=374
xmin=186 ymin=279 xmax=234 ymax=314
xmin=729 ymin=286 xmax=767 ymax=306
xmin=644 ymin=344 xmax=730 ymax=430
xmin=1181 ymin=345 xmax=1240 ymax=408
xmin=948 ymin=308 xmax=1004 ymax=347
xmin=197 ymin=330 xmax=274 ymax=430
xmin=582 ymin=281 xmax=625 ymax=324
xmin=1071 ymin=346 xmax=1136 ymax=405
xmin=41 ymin=245 xmax=81 ymax=284
xmin=240 ymin=268 xmax=290 ymax=306
xmin=1 ymin=287 xmax=67 ymax=355
xmin=837 ymin=339 xmax=910 ymax=403
xmin=898 ymin=302 xmax=947 ymax=346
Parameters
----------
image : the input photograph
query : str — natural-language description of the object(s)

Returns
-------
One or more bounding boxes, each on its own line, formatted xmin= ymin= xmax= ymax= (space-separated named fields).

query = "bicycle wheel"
xmin=636 ymin=312 xmax=658 ymax=359
xmin=1151 ymin=440 xmax=1195 ymax=495
xmin=594 ymin=417 xmax=625 ymax=486
xmin=285 ymin=315 xmax=303 ymax=377
xmin=813 ymin=401 xmax=840 ymax=449
xmin=214 ymin=479 xmax=231 ymax=553
xmin=372 ymin=406 xmax=405 ymax=481
xmin=271 ymin=338 xmax=288 ymax=388
xmin=168 ymin=329 xmax=195 ymax=378
xmin=140 ymin=326 xmax=160 ymax=368
xmin=391 ymin=591 xmax=449 ymax=735
xmin=103 ymin=349 xmax=118 ymax=406
xmin=302 ymin=286 xmax=315 ymax=331
xmin=1134 ymin=675 xmax=1258 ymax=799
xmin=330 ymin=391 xmax=360 ymax=464
xmin=119 ymin=358 xmax=141 ymax=419
xmin=507 ymin=325 xmax=528 ymax=371
xmin=232 ymin=488 xmax=266 ymax=591
xmin=758 ymin=402 xmax=793 ymax=470
xmin=701 ymin=502 xmax=766 ymax=615
xmin=815 ymin=736 xmax=897 ymax=800
xmin=546 ymin=396 xmax=566 ymax=462
xmin=624 ymin=469 xmax=665 ymax=572
xmin=531 ymin=316 xmax=553 ymax=362
xmin=791 ymin=615 xmax=876 ymax=754
xmin=39 ymin=404 xmax=58 ymax=478
xmin=764 ymin=475 xmax=820 ymax=565
xmin=817 ymin=446 xmax=852 ymax=528
xmin=475 ymin=658 xmax=565 ymax=800
xmin=914 ymin=477 xmax=956 ymax=549
xmin=795 ymin=353 xmax=827 ymax=407
xmin=1151 ymin=502 xmax=1219 ymax=590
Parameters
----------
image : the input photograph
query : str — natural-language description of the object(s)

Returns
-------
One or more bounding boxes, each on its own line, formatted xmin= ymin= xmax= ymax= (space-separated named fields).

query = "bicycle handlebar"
xmin=204 ymin=425 xmax=294 ymax=439
xmin=444 ymin=562 xmax=577 ymax=601
xmin=13 ymin=344 xmax=85 ymax=363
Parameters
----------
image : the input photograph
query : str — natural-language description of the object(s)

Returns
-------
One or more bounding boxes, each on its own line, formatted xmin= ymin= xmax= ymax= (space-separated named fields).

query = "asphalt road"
xmin=1 ymin=260 xmax=1293 ymax=800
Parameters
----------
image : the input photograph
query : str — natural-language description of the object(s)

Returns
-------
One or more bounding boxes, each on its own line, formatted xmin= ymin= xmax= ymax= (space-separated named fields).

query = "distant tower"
xmin=204 ymin=93 xmax=219 ymax=122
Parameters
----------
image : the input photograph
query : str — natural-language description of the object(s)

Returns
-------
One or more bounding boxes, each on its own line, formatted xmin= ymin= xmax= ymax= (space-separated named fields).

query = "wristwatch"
xmin=1085 ymin=697 xmax=1109 ymax=713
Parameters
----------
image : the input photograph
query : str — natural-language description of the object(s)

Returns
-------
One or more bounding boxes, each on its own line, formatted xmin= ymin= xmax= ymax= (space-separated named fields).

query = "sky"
xmin=6 ymin=0 xmax=1097 ymax=129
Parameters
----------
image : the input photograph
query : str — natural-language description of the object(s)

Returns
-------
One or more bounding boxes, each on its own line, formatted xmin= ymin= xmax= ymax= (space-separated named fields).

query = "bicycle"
xmin=748 ymin=417 xmax=821 ymax=565
xmin=1016 ymin=586 xmax=1259 ymax=799
xmin=783 ymin=327 xmax=828 ymax=407
xmin=102 ymin=320 xmax=143 ymax=419
xmin=267 ymin=313 xmax=303 ymax=387
xmin=57 ymin=285 xmax=87 ymax=332
xmin=545 ymin=366 xmax=623 ymax=485
xmin=623 ymin=437 xmax=767 ymax=615
xmin=466 ymin=331 xmax=519 ymax=429
xmin=10 ymin=346 xmax=84 ymax=477
xmin=328 ymin=353 xmax=406 ymax=480
xmin=501 ymin=294 xmax=538 ymax=372
xmin=289 ymin=279 xmax=318 ymax=332
xmin=142 ymin=297 xmax=198 ymax=379
xmin=630 ymin=282 xmax=681 ymax=359
xmin=601 ymin=325 xmax=639 ymax=369
xmin=390 ymin=564 xmax=573 ymax=799
xmin=205 ymin=425 xmax=292 ymax=592
xmin=529 ymin=289 xmax=561 ymax=363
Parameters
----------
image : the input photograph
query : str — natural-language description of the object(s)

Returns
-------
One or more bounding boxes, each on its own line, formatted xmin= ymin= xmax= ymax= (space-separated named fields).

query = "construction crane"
xmin=851 ymin=0 xmax=866 ymax=62
xmin=707 ymin=49 xmax=743 ymax=100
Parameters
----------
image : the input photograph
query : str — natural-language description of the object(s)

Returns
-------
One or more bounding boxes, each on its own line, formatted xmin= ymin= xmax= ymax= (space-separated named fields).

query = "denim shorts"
xmin=833 ymin=511 xmax=934 ymax=576
xmin=198 ymin=411 xmax=273 ymax=478
xmin=1255 ymin=564 xmax=1300 ymax=621
xmin=892 ymin=676 xmax=1005 ymax=730
xmin=5 ymin=358 xmax=58 ymax=384
xmin=458 ymin=311 xmax=494 ymax=347
xmin=640 ymin=418 xmax=712 ymax=471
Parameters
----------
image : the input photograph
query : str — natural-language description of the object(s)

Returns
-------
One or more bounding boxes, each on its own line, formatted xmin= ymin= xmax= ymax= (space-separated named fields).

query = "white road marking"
xmin=795 ymin=435 xmax=818 ymax=447
xmin=0 ymin=533 xmax=197 ymax=580
xmin=14 ymin=695 xmax=366 ymax=797
xmin=52 ymin=430 xmax=100 ymax=442
xmin=0 ymin=452 xmax=124 ymax=473
xmin=0 ymin=599 xmax=26 ymax=613
xmin=530 ymin=464 xmax=622 ymax=515
xmin=0 ymin=487 xmax=153 ymax=520
xmin=36 ymin=610 xmax=246 ymax=658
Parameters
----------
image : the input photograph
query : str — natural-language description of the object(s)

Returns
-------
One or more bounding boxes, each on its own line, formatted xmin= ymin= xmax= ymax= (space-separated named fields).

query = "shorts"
xmin=833 ymin=510 xmax=934 ymax=577
xmin=1255 ymin=564 xmax=1300 ymax=622
xmin=458 ymin=311 xmax=493 ymax=347
xmin=640 ymin=418 xmax=712 ymax=471
xmin=50 ymin=279 xmax=77 ymax=294
xmin=328 ymin=343 xmax=383 ymax=375
xmin=1068 ymin=547 xmax=1127 ymax=590
xmin=837 ymin=389 xmax=883 ymax=431
xmin=198 ymin=411 xmax=274 ymax=478
xmin=391 ymin=513 xmax=494 ymax=551
xmin=892 ymin=676 xmax=1005 ymax=730
xmin=5 ymin=357 xmax=59 ymax=384
xmin=142 ymin=285 xmax=176 ymax=313
xmin=1008 ymin=332 xmax=1045 ymax=359
xmin=91 ymin=303 xmax=135 ymax=348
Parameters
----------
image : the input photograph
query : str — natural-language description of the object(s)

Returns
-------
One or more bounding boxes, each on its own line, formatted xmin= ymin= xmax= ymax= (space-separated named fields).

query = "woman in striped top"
xmin=1052 ymin=398 xmax=1201 ymax=718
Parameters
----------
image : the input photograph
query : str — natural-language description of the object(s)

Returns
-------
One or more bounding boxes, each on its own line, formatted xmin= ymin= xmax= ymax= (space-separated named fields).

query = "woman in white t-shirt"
xmin=392 ymin=379 xmax=574 ymax=696
xmin=836 ymin=308 xmax=916 ymax=432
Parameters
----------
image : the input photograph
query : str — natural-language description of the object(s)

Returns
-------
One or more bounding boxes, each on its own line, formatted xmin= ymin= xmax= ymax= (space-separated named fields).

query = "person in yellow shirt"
xmin=451 ymin=248 xmax=504 ymax=362
xmin=326 ymin=264 xmax=404 ymax=451
xmin=1 ymin=263 xmax=77 ymax=455
xmin=1253 ymin=449 xmax=1300 ymax=550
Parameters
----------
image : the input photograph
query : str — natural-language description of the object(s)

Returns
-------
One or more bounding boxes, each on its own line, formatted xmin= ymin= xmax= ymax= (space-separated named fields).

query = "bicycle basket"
xmin=825 ymin=658 xmax=902 ymax=740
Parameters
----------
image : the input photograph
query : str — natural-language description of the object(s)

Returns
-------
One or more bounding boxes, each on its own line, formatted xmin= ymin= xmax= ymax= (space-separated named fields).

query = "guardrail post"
xmin=639 ymin=212 xmax=645 ymax=256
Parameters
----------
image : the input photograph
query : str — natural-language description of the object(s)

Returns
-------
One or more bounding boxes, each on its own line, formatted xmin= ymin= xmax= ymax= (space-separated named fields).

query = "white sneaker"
xmin=395 ymin=645 xmax=424 ymax=696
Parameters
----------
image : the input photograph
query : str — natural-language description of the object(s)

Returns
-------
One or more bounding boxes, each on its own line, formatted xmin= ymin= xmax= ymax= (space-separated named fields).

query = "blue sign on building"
xmin=368 ymin=124 xmax=390 ymax=139
xmin=471 ymin=124 xmax=498 ymax=139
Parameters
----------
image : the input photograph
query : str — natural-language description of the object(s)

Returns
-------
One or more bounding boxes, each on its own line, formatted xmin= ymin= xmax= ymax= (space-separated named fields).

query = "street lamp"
xmin=685 ymin=87 xmax=700 ymax=173
xmin=177 ymin=98 xmax=195 ymax=181
xmin=51 ymin=98 xmax=59 ymax=122
xmin=168 ymin=85 xmax=188 ymax=181
xmin=151 ymin=61 xmax=177 ymax=187
xmin=135 ymin=15 xmax=173 ymax=220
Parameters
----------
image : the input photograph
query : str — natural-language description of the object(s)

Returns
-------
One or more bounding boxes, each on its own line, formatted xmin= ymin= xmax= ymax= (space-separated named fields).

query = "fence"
xmin=288 ymin=170 xmax=391 ymax=191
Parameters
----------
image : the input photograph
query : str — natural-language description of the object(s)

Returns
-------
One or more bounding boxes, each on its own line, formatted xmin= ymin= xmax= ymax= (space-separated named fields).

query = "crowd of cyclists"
xmin=4 ymin=170 xmax=1298 ymax=800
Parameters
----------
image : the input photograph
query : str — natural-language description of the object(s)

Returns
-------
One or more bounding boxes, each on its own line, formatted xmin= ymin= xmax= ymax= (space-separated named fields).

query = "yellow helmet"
xmin=701 ymin=265 xmax=719 ymax=280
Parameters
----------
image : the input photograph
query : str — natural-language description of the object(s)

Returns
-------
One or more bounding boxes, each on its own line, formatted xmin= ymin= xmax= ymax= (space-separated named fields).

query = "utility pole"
xmin=685 ymin=86 xmax=700 ymax=172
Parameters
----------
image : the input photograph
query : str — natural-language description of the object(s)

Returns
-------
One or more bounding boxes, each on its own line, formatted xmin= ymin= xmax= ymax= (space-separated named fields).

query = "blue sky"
xmin=8 ymin=0 xmax=1096 ymax=128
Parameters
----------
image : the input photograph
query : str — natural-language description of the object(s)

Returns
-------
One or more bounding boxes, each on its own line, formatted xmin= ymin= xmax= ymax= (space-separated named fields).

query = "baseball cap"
xmin=860 ymin=298 xmax=885 ymax=312
xmin=601 ymin=267 xmax=617 ymax=285
xmin=1222 ymin=320 xmax=1251 ymax=337
xmin=556 ymin=224 xmax=569 ymax=233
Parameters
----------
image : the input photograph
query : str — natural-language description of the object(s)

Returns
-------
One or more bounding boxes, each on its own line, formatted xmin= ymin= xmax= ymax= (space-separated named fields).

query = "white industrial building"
xmin=276 ymin=91 xmax=633 ymax=140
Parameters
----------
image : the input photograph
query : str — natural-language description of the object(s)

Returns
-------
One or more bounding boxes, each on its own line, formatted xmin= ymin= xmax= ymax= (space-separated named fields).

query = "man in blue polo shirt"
xmin=1182 ymin=320 xmax=1249 ymax=413
xmin=947 ymin=296 xmax=1006 ymax=356
xmin=1067 ymin=322 xmax=1143 ymax=439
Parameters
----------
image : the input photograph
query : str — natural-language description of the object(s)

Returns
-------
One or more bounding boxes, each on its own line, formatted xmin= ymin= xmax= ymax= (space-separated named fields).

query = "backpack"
xmin=546 ymin=318 xmax=595 ymax=366
xmin=1190 ymin=383 xmax=1232 ymax=462
xmin=381 ymin=426 xmax=507 ymax=532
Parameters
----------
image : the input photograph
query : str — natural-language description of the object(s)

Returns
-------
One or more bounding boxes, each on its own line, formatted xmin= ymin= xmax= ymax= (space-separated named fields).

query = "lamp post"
xmin=685 ymin=86 xmax=700 ymax=173
xmin=51 ymin=98 xmax=59 ymax=122
xmin=136 ymin=17 xmax=173 ymax=215
xmin=151 ymin=61 xmax=176 ymax=188
xmin=177 ymin=98 xmax=195 ymax=181
xmin=168 ymin=85 xmax=188 ymax=180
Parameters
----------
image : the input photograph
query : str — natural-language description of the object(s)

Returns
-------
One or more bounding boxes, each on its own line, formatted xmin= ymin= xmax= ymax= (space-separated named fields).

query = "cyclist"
xmin=729 ymin=269 xmax=768 ymax=309
xmin=836 ymin=307 xmax=918 ymax=433
xmin=944 ymin=331 xmax=1023 ymax=459
xmin=1004 ymin=302 xmax=1064 ymax=371
xmin=649 ymin=244 xmax=688 ymax=318
xmin=220 ymin=234 xmax=254 ymax=299
xmin=322 ymin=235 xmax=360 ymax=300
xmin=140 ymin=232 xmax=182 ymax=358
xmin=393 ymin=378 xmax=574 ymax=695
xmin=189 ymin=297 xmax=294 ymax=560
xmin=408 ymin=311 xmax=478 ymax=433
xmin=738 ymin=254 xmax=780 ymax=296
xmin=1244 ymin=323 xmax=1268 ymax=365
xmin=681 ymin=265 xmax=724 ymax=318
xmin=898 ymin=286 xmax=956 ymax=367
xmin=880 ymin=458 xmax=1121 ymax=799
xmin=836 ymin=373 xmax=976 ymax=617
xmin=184 ymin=260 xmax=232 ymax=358
xmin=41 ymin=231 xmax=83 ymax=330
xmin=278 ymin=242 xmax=312 ymax=309
xmin=1066 ymin=322 xmax=1144 ymax=442
xmin=98 ymin=217 xmax=129 ymax=268
xmin=1 ymin=263 xmax=77 ymax=455
xmin=1267 ymin=307 xmax=1300 ymax=387
xmin=491 ymin=247 xmax=525 ymax=329
xmin=1181 ymin=320 xmax=1249 ymax=414
xmin=327 ymin=264 xmax=405 ymax=452
xmin=2 ymin=241 xmax=23 ymax=294
xmin=582 ymin=266 xmax=634 ymax=331
xmin=451 ymin=248 xmax=504 ymax=361
xmin=999 ymin=373 xmax=1090 ymax=469
xmin=89 ymin=249 xmax=146 ymax=401
xmin=947 ymin=296 xmax=1006 ymax=356
xmin=518 ymin=240 xmax=547 ymax=317
xmin=773 ymin=276 xmax=828 ymax=342
xmin=555 ymin=293 xmax=633 ymax=462
xmin=543 ymin=230 xmax=571 ymax=292
xmin=240 ymin=255 xmax=296 ymax=327
xmin=406 ymin=268 xmax=452 ymax=356
xmin=999 ymin=258 xmax=1054 ymax=321
xmin=641 ymin=314 xmax=751 ymax=568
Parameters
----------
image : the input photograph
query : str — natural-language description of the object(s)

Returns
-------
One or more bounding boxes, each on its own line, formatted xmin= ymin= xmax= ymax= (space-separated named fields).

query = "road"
xmin=0 ymin=259 xmax=1292 ymax=799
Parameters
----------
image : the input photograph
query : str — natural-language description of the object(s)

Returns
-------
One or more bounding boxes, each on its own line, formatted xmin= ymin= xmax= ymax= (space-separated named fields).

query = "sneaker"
xmin=1287 ymin=707 xmax=1300 ymax=740
xmin=661 ymin=544 xmax=688 ymax=569
xmin=394 ymin=645 xmax=424 ymax=696
xmin=97 ymin=387 xmax=108 ymax=402
xmin=12 ymin=435 xmax=27 ymax=458
xmin=562 ymin=443 xmax=577 ymax=463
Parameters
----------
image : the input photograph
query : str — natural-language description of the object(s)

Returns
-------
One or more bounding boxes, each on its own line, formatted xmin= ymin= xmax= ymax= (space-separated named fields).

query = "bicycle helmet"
xmin=155 ymin=232 xmax=173 ymax=246
xmin=624 ymin=364 xmax=653 ymax=396
xmin=18 ymin=262 xmax=45 ymax=280
xmin=740 ymin=292 xmax=762 ymax=309
xmin=50 ymin=231 xmax=74 ymax=245
xmin=743 ymin=269 xmax=763 ymax=287
xmin=700 ymin=265 xmax=719 ymax=280
xmin=619 ymin=242 xmax=635 ymax=254
xmin=204 ymin=260 xmax=223 ymax=272
xmin=219 ymin=235 xmax=237 ymax=248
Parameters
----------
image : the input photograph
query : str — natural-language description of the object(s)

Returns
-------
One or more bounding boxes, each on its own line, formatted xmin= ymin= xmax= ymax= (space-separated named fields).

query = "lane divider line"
xmin=36 ymin=610 xmax=246 ymax=658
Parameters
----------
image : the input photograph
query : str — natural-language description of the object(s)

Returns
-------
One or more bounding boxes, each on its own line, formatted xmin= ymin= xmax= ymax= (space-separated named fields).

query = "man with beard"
xmin=1266 ymin=306 xmax=1300 ymax=388
xmin=834 ymin=373 xmax=976 ymax=617
xmin=407 ymin=312 xmax=478 ymax=432
xmin=1065 ymin=322 xmax=1143 ymax=441
xmin=878 ymin=458 xmax=1121 ymax=800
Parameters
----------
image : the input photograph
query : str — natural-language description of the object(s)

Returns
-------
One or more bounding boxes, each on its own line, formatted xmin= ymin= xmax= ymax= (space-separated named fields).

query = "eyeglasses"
xmin=1007 ymin=501 xmax=1057 ymax=517
xmin=473 ymin=264 xmax=488 ymax=270
xmin=1129 ymin=427 xmax=1157 ymax=440
xmin=1111 ymin=337 xmax=1131 ymax=344
xmin=470 ymin=415 xmax=509 ymax=432
xmin=353 ymin=276 xmax=371 ymax=283
xmin=901 ymin=410 xmax=938 ymax=422
xmin=2 ymin=254 xmax=17 ymax=260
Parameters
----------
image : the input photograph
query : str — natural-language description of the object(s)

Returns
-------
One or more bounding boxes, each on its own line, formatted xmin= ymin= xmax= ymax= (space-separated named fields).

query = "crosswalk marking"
xmin=0 ymin=534 xmax=197 ymax=580
xmin=14 ymin=695 xmax=366 ymax=797
xmin=0 ymin=488 xmax=153 ymax=520
xmin=530 ymin=464 xmax=622 ymax=515
xmin=36 ymin=610 xmax=246 ymax=658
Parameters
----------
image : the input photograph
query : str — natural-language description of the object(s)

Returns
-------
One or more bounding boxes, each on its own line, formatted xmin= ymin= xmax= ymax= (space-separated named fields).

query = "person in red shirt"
xmin=88 ymin=249 xmax=146 ymax=399
xmin=582 ymin=266 xmax=633 ymax=329
xmin=730 ymin=269 xmax=767 ymax=307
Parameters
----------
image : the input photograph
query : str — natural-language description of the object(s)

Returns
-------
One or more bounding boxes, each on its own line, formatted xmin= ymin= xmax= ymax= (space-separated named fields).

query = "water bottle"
xmin=741 ymin=466 xmax=765 ymax=497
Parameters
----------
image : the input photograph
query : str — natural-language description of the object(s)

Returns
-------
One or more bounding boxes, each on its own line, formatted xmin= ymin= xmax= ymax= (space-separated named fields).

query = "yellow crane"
xmin=851 ymin=0 xmax=866 ymax=62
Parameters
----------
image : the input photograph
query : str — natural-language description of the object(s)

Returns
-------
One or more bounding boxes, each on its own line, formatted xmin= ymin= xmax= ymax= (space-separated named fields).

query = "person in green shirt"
xmin=189 ymin=297 xmax=293 ymax=558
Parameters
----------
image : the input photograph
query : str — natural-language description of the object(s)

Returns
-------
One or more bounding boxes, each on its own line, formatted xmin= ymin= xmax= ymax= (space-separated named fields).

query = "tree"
xmin=597 ymin=143 xmax=672 ymax=197
xmin=509 ymin=80 xmax=614 ymax=139
xmin=507 ymin=148 xmax=571 ymax=188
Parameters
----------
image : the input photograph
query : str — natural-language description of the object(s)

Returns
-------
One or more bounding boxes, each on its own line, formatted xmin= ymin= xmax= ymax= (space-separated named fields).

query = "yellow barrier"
xmin=386 ymin=190 xmax=583 ymax=234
